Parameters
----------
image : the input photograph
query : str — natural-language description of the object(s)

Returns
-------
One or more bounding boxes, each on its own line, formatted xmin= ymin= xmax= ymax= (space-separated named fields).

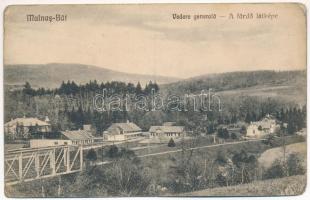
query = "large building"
xmin=246 ymin=114 xmax=279 ymax=138
xmin=30 ymin=125 xmax=95 ymax=148
xmin=4 ymin=116 xmax=51 ymax=139
xmin=149 ymin=123 xmax=185 ymax=141
xmin=104 ymin=121 xmax=142 ymax=141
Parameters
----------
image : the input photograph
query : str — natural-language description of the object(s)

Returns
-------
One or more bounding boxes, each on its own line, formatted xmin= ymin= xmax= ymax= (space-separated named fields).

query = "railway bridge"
xmin=5 ymin=145 xmax=83 ymax=186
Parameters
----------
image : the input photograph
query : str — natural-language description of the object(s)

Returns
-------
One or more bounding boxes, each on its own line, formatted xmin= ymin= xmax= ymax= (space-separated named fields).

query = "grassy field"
xmin=218 ymin=84 xmax=306 ymax=105
xmin=182 ymin=175 xmax=306 ymax=196
xmin=258 ymin=142 xmax=307 ymax=169
xmin=133 ymin=135 xmax=305 ymax=157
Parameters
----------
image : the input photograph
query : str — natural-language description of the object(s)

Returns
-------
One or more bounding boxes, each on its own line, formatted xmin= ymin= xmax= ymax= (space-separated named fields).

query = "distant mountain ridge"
xmin=161 ymin=70 xmax=307 ymax=95
xmin=4 ymin=63 xmax=181 ymax=89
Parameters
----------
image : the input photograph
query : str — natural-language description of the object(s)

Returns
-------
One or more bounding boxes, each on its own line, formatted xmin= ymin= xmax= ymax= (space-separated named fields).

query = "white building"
xmin=4 ymin=116 xmax=51 ymax=139
xmin=246 ymin=114 xmax=279 ymax=138
xmin=149 ymin=124 xmax=185 ymax=141
xmin=104 ymin=121 xmax=142 ymax=141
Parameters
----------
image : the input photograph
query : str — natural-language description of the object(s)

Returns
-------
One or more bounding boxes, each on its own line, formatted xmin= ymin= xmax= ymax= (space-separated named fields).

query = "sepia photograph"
xmin=2 ymin=3 xmax=307 ymax=197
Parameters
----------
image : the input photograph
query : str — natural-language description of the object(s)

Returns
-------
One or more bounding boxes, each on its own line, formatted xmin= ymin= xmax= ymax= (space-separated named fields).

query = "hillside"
xmin=4 ymin=63 xmax=181 ymax=89
xmin=162 ymin=70 xmax=306 ymax=93
xmin=182 ymin=175 xmax=306 ymax=196
xmin=161 ymin=70 xmax=307 ymax=104
xmin=258 ymin=142 xmax=307 ymax=169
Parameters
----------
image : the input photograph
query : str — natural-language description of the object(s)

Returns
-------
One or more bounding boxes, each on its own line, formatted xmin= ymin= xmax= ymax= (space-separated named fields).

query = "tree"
xmin=263 ymin=134 xmax=276 ymax=146
xmin=136 ymin=82 xmax=142 ymax=94
xmin=106 ymin=145 xmax=119 ymax=158
xmin=217 ymin=127 xmax=229 ymax=139
xmin=168 ymin=138 xmax=176 ymax=147
xmin=245 ymin=112 xmax=252 ymax=123
xmin=86 ymin=148 xmax=97 ymax=165
xmin=70 ymin=150 xmax=151 ymax=196
xmin=232 ymin=150 xmax=257 ymax=184
xmin=231 ymin=132 xmax=238 ymax=140
xmin=240 ymin=125 xmax=247 ymax=135
xmin=258 ymin=125 xmax=262 ymax=131
xmin=264 ymin=159 xmax=286 ymax=179
xmin=23 ymin=82 xmax=35 ymax=96
xmin=287 ymin=153 xmax=305 ymax=176
xmin=287 ymin=120 xmax=296 ymax=135
xmin=168 ymin=148 xmax=205 ymax=193
xmin=103 ymin=153 xmax=151 ymax=196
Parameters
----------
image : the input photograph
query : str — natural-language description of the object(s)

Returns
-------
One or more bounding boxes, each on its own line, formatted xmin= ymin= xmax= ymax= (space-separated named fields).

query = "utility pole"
xmin=282 ymin=128 xmax=288 ymax=176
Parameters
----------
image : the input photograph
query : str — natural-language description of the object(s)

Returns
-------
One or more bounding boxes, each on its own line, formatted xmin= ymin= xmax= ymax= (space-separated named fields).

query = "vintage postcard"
xmin=3 ymin=3 xmax=307 ymax=197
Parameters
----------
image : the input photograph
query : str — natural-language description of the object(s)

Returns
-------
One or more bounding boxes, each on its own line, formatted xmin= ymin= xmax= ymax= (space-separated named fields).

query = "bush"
xmin=263 ymin=134 xmax=276 ymax=146
xmin=103 ymin=154 xmax=151 ymax=195
xmin=86 ymin=148 xmax=97 ymax=161
xmin=231 ymin=132 xmax=238 ymax=140
xmin=168 ymin=138 xmax=176 ymax=147
xmin=240 ymin=125 xmax=247 ymax=135
xmin=118 ymin=148 xmax=137 ymax=159
xmin=106 ymin=145 xmax=119 ymax=158
xmin=264 ymin=159 xmax=285 ymax=179
xmin=264 ymin=152 xmax=305 ymax=180
xmin=287 ymin=153 xmax=305 ymax=176
xmin=217 ymin=127 xmax=229 ymax=139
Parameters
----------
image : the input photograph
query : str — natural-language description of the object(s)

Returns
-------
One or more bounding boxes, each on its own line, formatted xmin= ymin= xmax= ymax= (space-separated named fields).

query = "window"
xmin=54 ymin=141 xmax=58 ymax=145
xmin=64 ymin=142 xmax=68 ymax=145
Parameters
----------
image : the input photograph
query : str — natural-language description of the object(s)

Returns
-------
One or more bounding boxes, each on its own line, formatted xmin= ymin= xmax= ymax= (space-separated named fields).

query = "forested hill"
xmin=161 ymin=70 xmax=306 ymax=94
xmin=4 ymin=63 xmax=180 ymax=89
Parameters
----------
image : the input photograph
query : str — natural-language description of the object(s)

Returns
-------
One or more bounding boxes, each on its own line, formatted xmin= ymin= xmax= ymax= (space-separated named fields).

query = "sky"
xmin=4 ymin=4 xmax=306 ymax=78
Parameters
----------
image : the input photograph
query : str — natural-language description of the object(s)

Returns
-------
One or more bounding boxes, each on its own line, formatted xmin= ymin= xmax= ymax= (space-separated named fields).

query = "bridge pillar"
xmin=18 ymin=153 xmax=23 ymax=181
xmin=66 ymin=147 xmax=70 ymax=172
xmin=50 ymin=149 xmax=56 ymax=175
xmin=35 ymin=152 xmax=40 ymax=178
xmin=80 ymin=146 xmax=83 ymax=170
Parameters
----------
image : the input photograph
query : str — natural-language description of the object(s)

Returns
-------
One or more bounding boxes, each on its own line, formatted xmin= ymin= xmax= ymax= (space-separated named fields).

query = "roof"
xmin=149 ymin=126 xmax=184 ymax=133
xmin=61 ymin=130 xmax=94 ymax=140
xmin=227 ymin=128 xmax=241 ymax=133
xmin=106 ymin=122 xmax=142 ymax=135
xmin=163 ymin=122 xmax=176 ymax=126
xmin=4 ymin=117 xmax=50 ymax=127
xmin=250 ymin=116 xmax=276 ymax=129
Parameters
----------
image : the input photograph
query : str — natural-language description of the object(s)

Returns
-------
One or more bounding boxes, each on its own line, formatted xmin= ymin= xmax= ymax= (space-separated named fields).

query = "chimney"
xmin=45 ymin=116 xmax=50 ymax=122
xmin=83 ymin=124 xmax=91 ymax=131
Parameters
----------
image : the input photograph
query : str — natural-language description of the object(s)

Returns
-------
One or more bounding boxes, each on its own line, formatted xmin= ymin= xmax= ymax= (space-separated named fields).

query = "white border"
xmin=0 ymin=0 xmax=309 ymax=200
